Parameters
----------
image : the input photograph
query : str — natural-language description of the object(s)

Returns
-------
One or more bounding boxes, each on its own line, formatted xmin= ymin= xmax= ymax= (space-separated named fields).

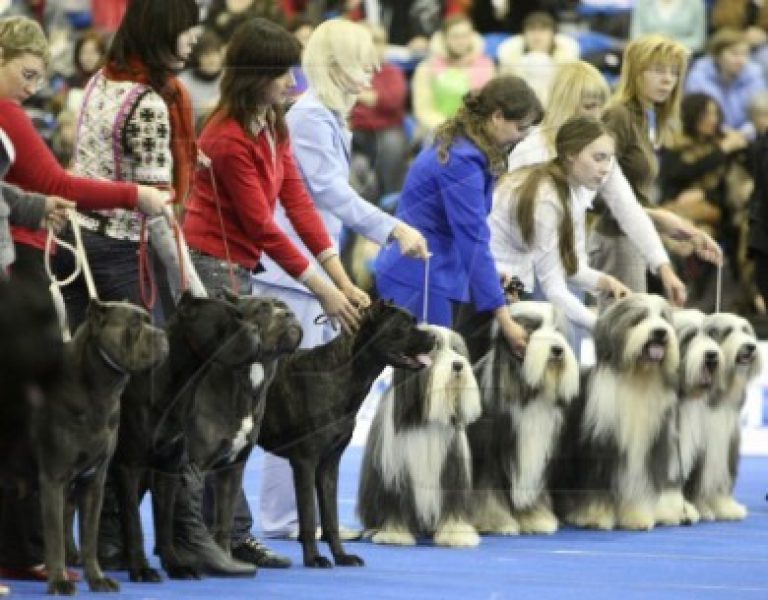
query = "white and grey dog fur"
xmin=357 ymin=325 xmax=482 ymax=547
xmin=468 ymin=302 xmax=579 ymax=535
xmin=683 ymin=312 xmax=761 ymax=521
xmin=553 ymin=294 xmax=679 ymax=531
xmin=655 ymin=309 xmax=722 ymax=526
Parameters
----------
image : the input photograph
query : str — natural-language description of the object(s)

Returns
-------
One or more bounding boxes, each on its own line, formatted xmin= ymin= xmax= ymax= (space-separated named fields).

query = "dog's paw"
xmin=712 ymin=497 xmax=748 ymax=521
xmin=517 ymin=508 xmax=558 ymax=535
xmin=47 ymin=579 xmax=77 ymax=595
xmin=695 ymin=501 xmax=716 ymax=522
xmin=681 ymin=501 xmax=700 ymax=525
xmin=568 ymin=502 xmax=615 ymax=530
xmin=87 ymin=576 xmax=120 ymax=593
xmin=371 ymin=529 xmax=417 ymax=546
xmin=304 ymin=555 xmax=334 ymax=568
xmin=434 ymin=519 xmax=480 ymax=548
xmin=129 ymin=566 xmax=163 ymax=583
xmin=617 ymin=506 xmax=655 ymax=531
xmin=333 ymin=553 xmax=364 ymax=567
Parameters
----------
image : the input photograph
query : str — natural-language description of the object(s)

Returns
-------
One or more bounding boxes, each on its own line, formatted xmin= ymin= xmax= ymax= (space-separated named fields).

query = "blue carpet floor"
xmin=8 ymin=448 xmax=768 ymax=599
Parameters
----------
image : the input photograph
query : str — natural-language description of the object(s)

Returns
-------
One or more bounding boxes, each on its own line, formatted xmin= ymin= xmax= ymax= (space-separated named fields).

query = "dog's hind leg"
xmin=38 ymin=475 xmax=77 ymax=595
xmin=290 ymin=458 xmax=330 ymax=568
xmin=78 ymin=467 xmax=120 ymax=592
xmin=115 ymin=466 xmax=161 ymax=583
xmin=316 ymin=451 xmax=364 ymax=567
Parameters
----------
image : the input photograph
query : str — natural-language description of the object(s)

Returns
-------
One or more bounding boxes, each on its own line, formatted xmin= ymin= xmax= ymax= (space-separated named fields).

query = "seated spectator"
xmin=659 ymin=92 xmax=749 ymax=307
xmin=685 ymin=28 xmax=767 ymax=136
xmin=710 ymin=0 xmax=768 ymax=79
xmin=56 ymin=29 xmax=107 ymax=114
xmin=5 ymin=0 xmax=74 ymax=77
xmin=412 ymin=14 xmax=495 ymax=138
xmin=630 ymin=0 xmax=706 ymax=55
xmin=287 ymin=15 xmax=314 ymax=101
xmin=748 ymin=90 xmax=768 ymax=312
xmin=178 ymin=29 xmax=225 ymax=129
xmin=497 ymin=11 xmax=579 ymax=106
xmin=205 ymin=0 xmax=285 ymax=39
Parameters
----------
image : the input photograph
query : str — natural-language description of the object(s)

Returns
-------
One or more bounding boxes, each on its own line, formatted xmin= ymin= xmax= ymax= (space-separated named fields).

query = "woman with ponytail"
xmin=490 ymin=116 xmax=630 ymax=331
xmin=375 ymin=74 xmax=541 ymax=354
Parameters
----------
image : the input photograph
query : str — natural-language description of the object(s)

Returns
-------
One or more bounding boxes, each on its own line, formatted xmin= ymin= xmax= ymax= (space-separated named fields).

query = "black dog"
xmin=187 ymin=294 xmax=302 ymax=553
xmin=4 ymin=299 xmax=168 ymax=595
xmin=110 ymin=292 xmax=261 ymax=581
xmin=258 ymin=300 xmax=435 ymax=568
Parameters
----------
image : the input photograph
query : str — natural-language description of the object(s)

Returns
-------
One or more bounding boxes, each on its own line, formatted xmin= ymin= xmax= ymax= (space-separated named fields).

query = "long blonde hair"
xmin=541 ymin=61 xmax=610 ymax=150
xmin=302 ymin=19 xmax=379 ymax=115
xmin=0 ymin=16 xmax=50 ymax=66
xmin=610 ymin=34 xmax=688 ymax=146
xmin=508 ymin=116 xmax=611 ymax=275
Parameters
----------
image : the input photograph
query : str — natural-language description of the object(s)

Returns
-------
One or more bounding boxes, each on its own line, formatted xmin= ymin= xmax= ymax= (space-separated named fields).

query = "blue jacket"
xmin=252 ymin=89 xmax=398 ymax=293
xmin=375 ymin=137 xmax=506 ymax=312
xmin=685 ymin=56 xmax=766 ymax=131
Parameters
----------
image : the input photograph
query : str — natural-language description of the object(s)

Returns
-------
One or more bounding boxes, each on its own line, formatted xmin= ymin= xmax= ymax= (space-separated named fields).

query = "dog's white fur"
xmin=472 ymin=302 xmax=578 ymax=535
xmin=361 ymin=326 xmax=481 ymax=547
xmin=567 ymin=294 xmax=679 ymax=531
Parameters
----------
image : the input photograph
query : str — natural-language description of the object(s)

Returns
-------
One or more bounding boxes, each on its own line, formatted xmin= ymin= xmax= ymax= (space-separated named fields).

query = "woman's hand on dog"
xmin=341 ymin=281 xmax=371 ymax=310
xmin=495 ymin=307 xmax=528 ymax=357
xmin=597 ymin=274 xmax=632 ymax=302
xmin=391 ymin=222 xmax=430 ymax=259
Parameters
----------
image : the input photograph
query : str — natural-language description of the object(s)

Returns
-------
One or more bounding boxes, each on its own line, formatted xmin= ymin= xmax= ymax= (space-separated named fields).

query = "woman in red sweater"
xmin=183 ymin=17 xmax=365 ymax=333
xmin=0 ymin=16 xmax=169 ymax=291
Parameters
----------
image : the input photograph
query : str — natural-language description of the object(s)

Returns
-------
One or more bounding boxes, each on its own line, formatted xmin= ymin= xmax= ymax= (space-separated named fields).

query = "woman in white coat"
xmin=251 ymin=19 xmax=429 ymax=540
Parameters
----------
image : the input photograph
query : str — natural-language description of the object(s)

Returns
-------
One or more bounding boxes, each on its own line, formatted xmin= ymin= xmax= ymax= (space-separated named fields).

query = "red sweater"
xmin=350 ymin=64 xmax=408 ymax=131
xmin=183 ymin=116 xmax=333 ymax=277
xmin=0 ymin=99 xmax=138 ymax=250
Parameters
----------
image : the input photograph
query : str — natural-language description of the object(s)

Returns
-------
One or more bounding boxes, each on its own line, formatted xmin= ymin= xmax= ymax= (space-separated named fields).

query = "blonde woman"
xmin=251 ymin=18 xmax=428 ymax=540
xmin=505 ymin=59 xmax=721 ymax=308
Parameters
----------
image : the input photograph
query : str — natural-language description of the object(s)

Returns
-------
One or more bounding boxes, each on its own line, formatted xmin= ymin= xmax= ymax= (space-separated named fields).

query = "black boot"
xmin=232 ymin=536 xmax=291 ymax=569
xmin=173 ymin=465 xmax=256 ymax=577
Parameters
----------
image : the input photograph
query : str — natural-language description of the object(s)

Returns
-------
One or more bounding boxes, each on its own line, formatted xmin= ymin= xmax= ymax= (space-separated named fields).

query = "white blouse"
xmin=507 ymin=127 xmax=670 ymax=272
xmin=489 ymin=177 xmax=602 ymax=330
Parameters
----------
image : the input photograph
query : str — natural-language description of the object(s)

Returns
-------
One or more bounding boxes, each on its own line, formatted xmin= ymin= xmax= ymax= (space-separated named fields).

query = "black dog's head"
xmin=356 ymin=300 xmax=436 ymax=370
xmin=172 ymin=291 xmax=261 ymax=368
xmin=220 ymin=291 xmax=303 ymax=360
xmin=83 ymin=300 xmax=169 ymax=373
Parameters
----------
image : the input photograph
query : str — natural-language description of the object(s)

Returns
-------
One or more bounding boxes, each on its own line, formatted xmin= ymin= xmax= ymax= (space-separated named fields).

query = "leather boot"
xmin=173 ymin=465 xmax=256 ymax=577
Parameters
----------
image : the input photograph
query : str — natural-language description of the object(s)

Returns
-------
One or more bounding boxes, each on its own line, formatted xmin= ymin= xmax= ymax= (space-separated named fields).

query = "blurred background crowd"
xmin=6 ymin=0 xmax=768 ymax=324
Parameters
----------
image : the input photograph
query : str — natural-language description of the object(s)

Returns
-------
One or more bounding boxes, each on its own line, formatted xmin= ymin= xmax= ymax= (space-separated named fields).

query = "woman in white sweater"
xmin=490 ymin=115 xmax=629 ymax=330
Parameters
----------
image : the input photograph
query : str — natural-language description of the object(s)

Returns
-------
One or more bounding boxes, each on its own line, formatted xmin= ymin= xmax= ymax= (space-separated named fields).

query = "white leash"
xmin=421 ymin=254 xmax=430 ymax=324
xmin=715 ymin=261 xmax=723 ymax=313
xmin=45 ymin=208 xmax=99 ymax=341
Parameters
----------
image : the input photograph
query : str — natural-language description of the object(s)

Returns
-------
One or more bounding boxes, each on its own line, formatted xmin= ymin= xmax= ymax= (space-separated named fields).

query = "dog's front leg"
xmin=38 ymin=475 xmax=76 ymax=595
xmin=290 ymin=458 xmax=329 ymax=567
xmin=78 ymin=467 xmax=120 ymax=592
xmin=114 ymin=465 xmax=161 ymax=582
xmin=316 ymin=453 xmax=364 ymax=567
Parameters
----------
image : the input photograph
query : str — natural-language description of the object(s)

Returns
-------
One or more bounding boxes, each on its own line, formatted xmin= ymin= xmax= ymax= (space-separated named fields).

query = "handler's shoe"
xmin=231 ymin=536 xmax=291 ymax=569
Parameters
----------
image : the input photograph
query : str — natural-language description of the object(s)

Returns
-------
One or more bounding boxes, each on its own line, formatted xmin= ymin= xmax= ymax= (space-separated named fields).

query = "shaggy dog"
xmin=469 ymin=302 xmax=579 ymax=536
xmin=258 ymin=300 xmax=436 ymax=568
xmin=684 ymin=312 xmax=762 ymax=521
xmin=554 ymin=294 xmax=679 ymax=531
xmin=655 ymin=309 xmax=722 ymax=526
xmin=187 ymin=294 xmax=303 ymax=553
xmin=357 ymin=326 xmax=481 ymax=547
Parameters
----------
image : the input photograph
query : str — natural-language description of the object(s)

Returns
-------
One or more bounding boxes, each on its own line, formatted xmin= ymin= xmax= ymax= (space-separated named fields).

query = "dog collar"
xmin=98 ymin=347 xmax=129 ymax=376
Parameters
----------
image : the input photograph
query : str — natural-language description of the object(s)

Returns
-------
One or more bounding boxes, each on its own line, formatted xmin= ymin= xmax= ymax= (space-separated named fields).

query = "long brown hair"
xmin=435 ymin=75 xmax=542 ymax=176
xmin=209 ymin=17 xmax=301 ymax=140
xmin=514 ymin=116 xmax=611 ymax=275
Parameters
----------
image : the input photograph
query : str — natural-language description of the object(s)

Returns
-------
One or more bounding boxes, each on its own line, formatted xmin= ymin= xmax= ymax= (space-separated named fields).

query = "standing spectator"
xmin=590 ymin=34 xmax=693 ymax=299
xmin=252 ymin=18 xmax=428 ymax=541
xmin=748 ymin=90 xmax=768 ymax=307
xmin=412 ymin=14 xmax=495 ymax=137
xmin=630 ymin=0 xmax=706 ymax=55
xmin=56 ymin=29 xmax=107 ymax=114
xmin=497 ymin=11 xmax=580 ymax=106
xmin=685 ymin=28 xmax=767 ymax=136
xmin=375 ymin=74 xmax=540 ymax=359
xmin=178 ymin=29 xmax=225 ymax=129
xmin=350 ymin=24 xmax=410 ymax=200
